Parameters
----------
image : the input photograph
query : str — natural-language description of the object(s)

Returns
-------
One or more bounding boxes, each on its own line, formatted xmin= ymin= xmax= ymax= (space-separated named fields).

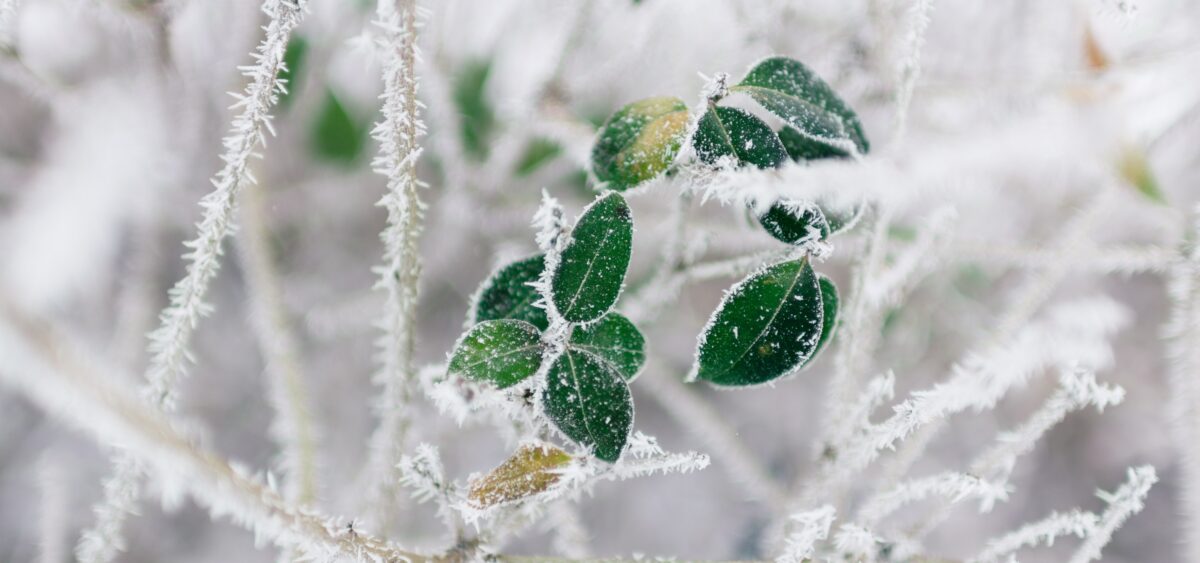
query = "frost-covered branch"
xmin=79 ymin=2 xmax=309 ymax=560
xmin=893 ymin=0 xmax=933 ymax=140
xmin=362 ymin=0 xmax=428 ymax=524
xmin=970 ymin=465 xmax=1156 ymax=563
xmin=858 ymin=472 xmax=1010 ymax=526
xmin=779 ymin=505 xmax=836 ymax=563
xmin=972 ymin=368 xmax=1124 ymax=482
xmin=972 ymin=510 xmax=1098 ymax=562
xmin=895 ymin=368 xmax=1125 ymax=544
xmin=797 ymin=297 xmax=1127 ymax=512
xmin=946 ymin=242 xmax=1180 ymax=274
xmin=1165 ymin=206 xmax=1200 ymax=563
xmin=236 ymin=180 xmax=318 ymax=505
xmin=0 ymin=302 xmax=419 ymax=562
xmin=145 ymin=0 xmax=307 ymax=409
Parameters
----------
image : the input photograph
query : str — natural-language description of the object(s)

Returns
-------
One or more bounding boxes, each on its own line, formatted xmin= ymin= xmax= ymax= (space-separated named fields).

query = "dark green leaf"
xmin=454 ymin=59 xmax=496 ymax=161
xmin=733 ymin=56 xmax=869 ymax=154
xmin=568 ymin=313 xmax=645 ymax=381
xmin=312 ymin=90 xmax=368 ymax=165
xmin=514 ymin=138 xmax=563 ymax=177
xmin=473 ymin=255 xmax=549 ymax=331
xmin=543 ymin=349 xmax=633 ymax=462
xmin=692 ymin=106 xmax=789 ymax=170
xmin=591 ymin=97 xmax=689 ymax=191
xmin=279 ymin=35 xmax=309 ymax=109
xmin=757 ymin=200 xmax=830 ymax=245
xmin=694 ymin=258 xmax=825 ymax=386
xmin=551 ymin=193 xmax=633 ymax=323
xmin=779 ymin=124 xmax=849 ymax=161
xmin=448 ymin=320 xmax=544 ymax=389
xmin=807 ymin=275 xmax=838 ymax=364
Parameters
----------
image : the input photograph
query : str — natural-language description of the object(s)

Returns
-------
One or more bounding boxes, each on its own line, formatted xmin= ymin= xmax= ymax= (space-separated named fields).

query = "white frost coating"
xmin=972 ymin=510 xmax=1099 ymax=562
xmin=80 ymin=2 xmax=309 ymax=561
xmin=893 ymin=0 xmax=934 ymax=141
xmin=0 ymin=305 xmax=417 ymax=561
xmin=398 ymin=444 xmax=460 ymax=535
xmin=362 ymin=0 xmax=428 ymax=525
xmin=1069 ymin=465 xmax=1157 ymax=563
xmin=833 ymin=523 xmax=882 ymax=561
xmin=1164 ymin=206 xmax=1200 ymax=563
xmin=144 ymin=0 xmax=308 ymax=410
xmin=858 ymin=472 xmax=1010 ymax=525
xmin=802 ymin=297 xmax=1128 ymax=508
xmin=973 ymin=369 xmax=1124 ymax=482
xmin=972 ymin=465 xmax=1156 ymax=563
xmin=76 ymin=457 xmax=143 ymax=563
xmin=778 ymin=505 xmax=836 ymax=563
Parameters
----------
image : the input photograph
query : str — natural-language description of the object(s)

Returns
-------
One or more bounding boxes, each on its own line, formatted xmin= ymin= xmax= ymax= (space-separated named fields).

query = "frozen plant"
xmin=0 ymin=1 xmax=1195 ymax=562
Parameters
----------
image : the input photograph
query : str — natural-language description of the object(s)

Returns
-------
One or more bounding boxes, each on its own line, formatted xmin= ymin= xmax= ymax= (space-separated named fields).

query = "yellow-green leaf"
xmin=467 ymin=444 xmax=572 ymax=507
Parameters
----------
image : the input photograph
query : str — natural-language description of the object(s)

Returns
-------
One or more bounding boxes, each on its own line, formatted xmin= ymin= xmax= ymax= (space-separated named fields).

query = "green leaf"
xmin=808 ymin=274 xmax=838 ymax=362
xmin=473 ymin=255 xmax=549 ymax=331
xmin=551 ymin=193 xmax=634 ymax=324
xmin=778 ymin=124 xmax=849 ymax=161
xmin=279 ymin=35 xmax=309 ymax=109
xmin=467 ymin=443 xmax=572 ymax=507
xmin=694 ymin=258 xmax=825 ymax=386
xmin=311 ymin=90 xmax=368 ymax=165
xmin=568 ymin=313 xmax=645 ymax=381
xmin=454 ymin=59 xmax=496 ymax=161
xmin=591 ymin=97 xmax=689 ymax=191
xmin=757 ymin=200 xmax=830 ymax=245
xmin=448 ymin=320 xmax=544 ymax=389
xmin=543 ymin=349 xmax=633 ymax=462
xmin=514 ymin=138 xmax=563 ymax=177
xmin=692 ymin=106 xmax=789 ymax=170
xmin=733 ymin=56 xmax=869 ymax=154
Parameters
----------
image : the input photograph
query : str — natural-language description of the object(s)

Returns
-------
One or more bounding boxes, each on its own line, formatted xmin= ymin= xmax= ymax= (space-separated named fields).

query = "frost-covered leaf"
xmin=759 ymin=197 xmax=861 ymax=244
xmin=591 ymin=97 xmax=689 ymax=191
xmin=467 ymin=443 xmax=571 ymax=508
xmin=473 ymin=254 xmax=549 ymax=331
xmin=758 ymin=200 xmax=830 ymax=245
xmin=568 ymin=313 xmax=645 ymax=381
xmin=809 ymin=274 xmax=838 ymax=361
xmin=312 ymin=89 xmax=368 ymax=164
xmin=544 ymin=349 xmax=633 ymax=462
xmin=733 ymin=56 xmax=869 ymax=154
xmin=448 ymin=320 xmax=544 ymax=388
xmin=551 ymin=193 xmax=634 ymax=323
xmin=778 ymin=124 xmax=849 ymax=161
xmin=693 ymin=106 xmax=789 ymax=170
xmin=694 ymin=258 xmax=825 ymax=386
xmin=454 ymin=59 xmax=496 ymax=161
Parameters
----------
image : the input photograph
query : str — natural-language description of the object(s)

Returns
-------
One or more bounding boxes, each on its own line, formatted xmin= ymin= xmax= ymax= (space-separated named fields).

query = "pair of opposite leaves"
xmin=591 ymin=55 xmax=869 ymax=247
xmin=449 ymin=193 xmax=641 ymax=463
